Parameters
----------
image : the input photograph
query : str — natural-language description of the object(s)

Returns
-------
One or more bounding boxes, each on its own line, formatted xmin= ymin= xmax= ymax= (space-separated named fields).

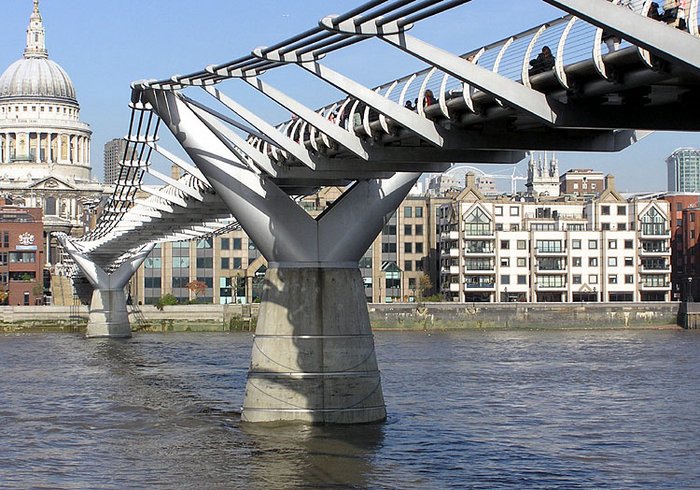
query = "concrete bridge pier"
xmin=147 ymin=87 xmax=421 ymax=423
xmin=55 ymin=234 xmax=153 ymax=338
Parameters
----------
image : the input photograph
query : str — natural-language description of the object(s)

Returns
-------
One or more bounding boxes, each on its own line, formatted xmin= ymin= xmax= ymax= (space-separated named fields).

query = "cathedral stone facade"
xmin=0 ymin=1 xmax=104 ymax=266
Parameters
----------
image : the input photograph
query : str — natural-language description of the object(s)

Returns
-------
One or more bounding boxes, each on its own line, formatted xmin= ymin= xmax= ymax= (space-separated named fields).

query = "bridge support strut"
xmin=145 ymin=88 xmax=420 ymax=424
xmin=56 ymin=235 xmax=153 ymax=338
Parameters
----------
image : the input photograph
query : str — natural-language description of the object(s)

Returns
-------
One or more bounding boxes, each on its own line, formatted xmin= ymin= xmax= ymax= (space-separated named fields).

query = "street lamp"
xmin=687 ymin=277 xmax=694 ymax=302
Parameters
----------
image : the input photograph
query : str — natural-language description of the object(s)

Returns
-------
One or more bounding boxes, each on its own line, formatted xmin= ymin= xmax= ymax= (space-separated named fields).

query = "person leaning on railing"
xmin=528 ymin=46 xmax=555 ymax=76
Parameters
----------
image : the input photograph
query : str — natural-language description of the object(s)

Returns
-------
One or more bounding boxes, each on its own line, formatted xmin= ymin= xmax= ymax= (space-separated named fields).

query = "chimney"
xmin=605 ymin=174 xmax=615 ymax=191
xmin=465 ymin=171 xmax=477 ymax=188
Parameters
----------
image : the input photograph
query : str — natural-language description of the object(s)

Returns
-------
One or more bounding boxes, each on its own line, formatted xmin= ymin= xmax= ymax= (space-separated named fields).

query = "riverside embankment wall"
xmin=0 ymin=302 xmax=681 ymax=332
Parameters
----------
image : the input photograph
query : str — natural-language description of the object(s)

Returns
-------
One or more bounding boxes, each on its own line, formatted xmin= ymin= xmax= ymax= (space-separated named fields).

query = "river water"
xmin=1 ymin=329 xmax=699 ymax=489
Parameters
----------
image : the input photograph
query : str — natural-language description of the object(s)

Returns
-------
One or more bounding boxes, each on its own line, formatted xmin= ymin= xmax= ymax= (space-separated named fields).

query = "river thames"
xmin=1 ymin=329 xmax=699 ymax=489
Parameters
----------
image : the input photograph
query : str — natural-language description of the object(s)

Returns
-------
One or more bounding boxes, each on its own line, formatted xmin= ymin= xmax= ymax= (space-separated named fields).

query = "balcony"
xmin=440 ymin=230 xmax=459 ymax=241
xmin=536 ymin=267 xmax=568 ymax=275
xmin=639 ymin=264 xmax=671 ymax=274
xmin=463 ymin=245 xmax=495 ymax=256
xmin=449 ymin=283 xmax=461 ymax=292
xmin=449 ymin=265 xmax=460 ymax=275
xmin=464 ymin=263 xmax=495 ymax=273
xmin=639 ymin=228 xmax=671 ymax=239
xmin=463 ymin=229 xmax=495 ymax=238
xmin=439 ymin=248 xmax=460 ymax=258
xmin=535 ymin=283 xmax=567 ymax=290
xmin=639 ymin=247 xmax=670 ymax=256
xmin=465 ymin=282 xmax=495 ymax=290
xmin=534 ymin=247 xmax=566 ymax=256
xmin=640 ymin=282 xmax=671 ymax=290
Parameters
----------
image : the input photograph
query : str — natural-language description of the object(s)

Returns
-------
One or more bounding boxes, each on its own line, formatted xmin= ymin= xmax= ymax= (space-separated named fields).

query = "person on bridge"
xmin=648 ymin=2 xmax=663 ymax=20
xmin=423 ymin=89 xmax=437 ymax=108
xmin=529 ymin=46 xmax=555 ymax=76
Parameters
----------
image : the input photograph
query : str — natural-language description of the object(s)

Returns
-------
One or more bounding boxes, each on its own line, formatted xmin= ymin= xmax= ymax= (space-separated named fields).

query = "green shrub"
xmin=154 ymin=293 xmax=178 ymax=311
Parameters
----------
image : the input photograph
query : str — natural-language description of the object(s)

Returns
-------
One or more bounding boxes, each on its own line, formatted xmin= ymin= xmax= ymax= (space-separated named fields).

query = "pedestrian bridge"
xmin=58 ymin=0 xmax=700 ymax=424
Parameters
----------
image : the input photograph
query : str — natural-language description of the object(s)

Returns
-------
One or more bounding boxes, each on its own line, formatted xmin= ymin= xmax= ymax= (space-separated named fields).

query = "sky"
xmin=1 ymin=0 xmax=698 ymax=193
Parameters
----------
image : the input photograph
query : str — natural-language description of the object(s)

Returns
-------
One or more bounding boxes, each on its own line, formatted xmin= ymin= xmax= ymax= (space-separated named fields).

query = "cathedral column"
xmin=5 ymin=133 xmax=11 ymax=162
xmin=35 ymin=132 xmax=40 ymax=163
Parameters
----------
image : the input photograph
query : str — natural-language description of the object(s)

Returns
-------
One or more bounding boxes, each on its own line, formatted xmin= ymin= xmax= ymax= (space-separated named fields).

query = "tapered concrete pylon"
xmin=55 ymin=234 xmax=154 ymax=338
xmin=146 ymin=87 xmax=420 ymax=424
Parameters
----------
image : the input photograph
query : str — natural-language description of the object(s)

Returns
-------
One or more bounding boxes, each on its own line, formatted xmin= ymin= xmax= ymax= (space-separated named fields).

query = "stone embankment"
xmin=0 ymin=302 xmax=682 ymax=333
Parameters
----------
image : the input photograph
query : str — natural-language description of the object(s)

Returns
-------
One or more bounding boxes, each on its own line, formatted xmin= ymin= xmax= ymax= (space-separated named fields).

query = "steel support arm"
xmin=143 ymin=88 xmax=318 ymax=263
xmin=319 ymin=17 xmax=562 ymax=125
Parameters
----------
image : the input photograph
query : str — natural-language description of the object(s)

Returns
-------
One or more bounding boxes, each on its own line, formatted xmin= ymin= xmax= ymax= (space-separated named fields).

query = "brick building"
xmin=0 ymin=199 xmax=45 ymax=305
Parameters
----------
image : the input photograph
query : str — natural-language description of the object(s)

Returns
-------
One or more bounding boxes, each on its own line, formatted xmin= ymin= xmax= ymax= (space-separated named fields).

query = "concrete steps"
xmin=50 ymin=274 xmax=74 ymax=307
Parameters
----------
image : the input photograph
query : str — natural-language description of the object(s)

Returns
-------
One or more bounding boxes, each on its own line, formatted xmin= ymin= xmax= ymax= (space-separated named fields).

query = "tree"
xmin=417 ymin=273 xmax=433 ymax=304
xmin=186 ymin=280 xmax=207 ymax=302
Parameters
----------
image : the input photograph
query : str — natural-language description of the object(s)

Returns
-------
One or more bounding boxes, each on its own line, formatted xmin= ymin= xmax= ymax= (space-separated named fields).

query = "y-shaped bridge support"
xmin=57 ymin=235 xmax=154 ymax=338
xmin=146 ymin=88 xmax=420 ymax=424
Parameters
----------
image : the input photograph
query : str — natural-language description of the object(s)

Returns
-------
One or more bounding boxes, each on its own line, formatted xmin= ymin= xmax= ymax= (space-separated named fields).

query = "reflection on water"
xmin=1 ymin=330 xmax=699 ymax=489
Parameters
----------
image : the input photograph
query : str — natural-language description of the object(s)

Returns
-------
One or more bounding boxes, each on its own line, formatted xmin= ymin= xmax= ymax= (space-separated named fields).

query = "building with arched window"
xmin=0 ymin=1 xmax=104 ymax=267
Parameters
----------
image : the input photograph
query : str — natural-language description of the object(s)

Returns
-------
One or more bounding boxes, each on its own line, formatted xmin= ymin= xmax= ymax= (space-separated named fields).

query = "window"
xmin=536 ymin=240 xmax=562 ymax=253
xmin=677 ymin=202 xmax=683 ymax=212
xmin=404 ymin=225 xmax=412 ymax=235
xmin=572 ymin=239 xmax=581 ymax=249
xmin=500 ymin=240 xmax=510 ymax=250
xmin=196 ymin=257 xmax=213 ymax=268
xmin=608 ymin=257 xmax=618 ymax=267
xmin=517 ymin=240 xmax=527 ymax=250
xmin=517 ymin=258 xmax=526 ymax=267
xmin=510 ymin=206 xmax=519 ymax=216
xmin=464 ymin=208 xmax=492 ymax=236
xmin=415 ymin=243 xmax=424 ymax=254
xmin=624 ymin=257 xmax=634 ymax=267
xmin=517 ymin=275 xmax=527 ymax=285
xmin=624 ymin=240 xmax=634 ymax=249
xmin=589 ymin=274 xmax=598 ymax=284
xmin=496 ymin=224 xmax=504 ymax=231
xmin=404 ymin=243 xmax=413 ymax=253
xmin=415 ymin=207 xmax=423 ymax=218
xmin=572 ymin=257 xmax=582 ymax=267
xmin=608 ymin=275 xmax=618 ymax=284
xmin=172 ymin=257 xmax=190 ymax=268
xmin=233 ymin=238 xmax=242 ymax=250
xmin=233 ymin=258 xmax=242 ymax=269
xmin=501 ymin=258 xmax=510 ymax=267
xmin=221 ymin=257 xmax=230 ymax=269
xmin=601 ymin=223 xmax=611 ymax=231
xmin=588 ymin=240 xmax=598 ymax=249
xmin=572 ymin=275 xmax=582 ymax=284
xmin=640 ymin=207 xmax=667 ymax=236
xmin=501 ymin=275 xmax=510 ymax=285
xmin=404 ymin=260 xmax=413 ymax=271
xmin=415 ymin=260 xmax=424 ymax=271
xmin=404 ymin=207 xmax=412 ymax=218
xmin=601 ymin=205 xmax=610 ymax=215
xmin=494 ymin=206 xmax=503 ymax=216
xmin=415 ymin=225 xmax=424 ymax=236
xmin=618 ymin=223 xmax=627 ymax=231
xmin=625 ymin=274 xmax=634 ymax=284
xmin=220 ymin=238 xmax=230 ymax=250
xmin=608 ymin=239 xmax=617 ymax=249
xmin=510 ymin=224 xmax=520 ymax=231
xmin=381 ymin=243 xmax=397 ymax=253
xmin=618 ymin=206 xmax=626 ymax=215
xmin=589 ymin=257 xmax=598 ymax=267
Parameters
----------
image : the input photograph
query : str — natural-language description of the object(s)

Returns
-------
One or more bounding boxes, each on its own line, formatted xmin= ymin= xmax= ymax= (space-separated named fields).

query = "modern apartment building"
xmin=438 ymin=173 xmax=671 ymax=302
xmin=667 ymin=148 xmax=700 ymax=193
